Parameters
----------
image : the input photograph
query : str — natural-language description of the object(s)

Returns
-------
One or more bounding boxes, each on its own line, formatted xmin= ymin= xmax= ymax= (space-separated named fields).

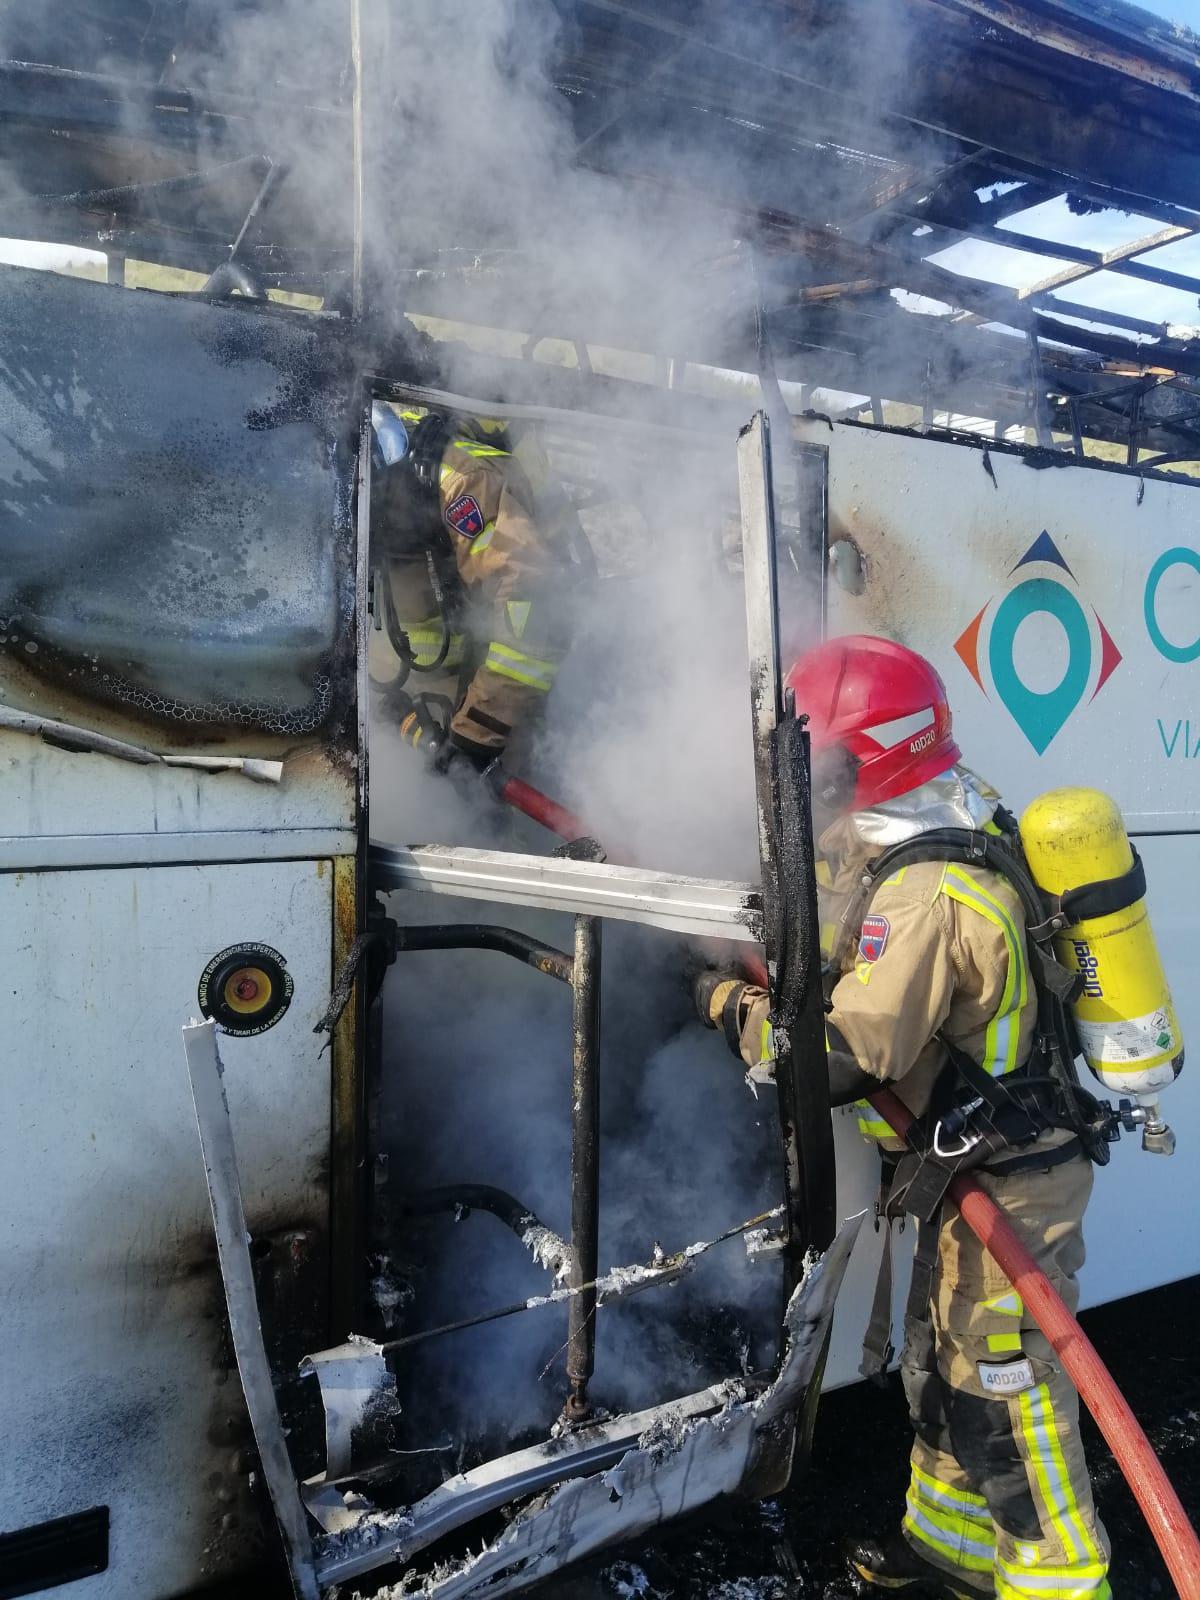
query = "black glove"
xmin=429 ymin=733 xmax=503 ymax=796
xmin=691 ymin=967 xmax=745 ymax=1030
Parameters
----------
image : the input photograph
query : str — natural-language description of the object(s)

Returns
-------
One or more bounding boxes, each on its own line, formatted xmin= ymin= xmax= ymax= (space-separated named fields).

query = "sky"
xmin=922 ymin=0 xmax=1200 ymax=336
xmin=1150 ymin=0 xmax=1200 ymax=22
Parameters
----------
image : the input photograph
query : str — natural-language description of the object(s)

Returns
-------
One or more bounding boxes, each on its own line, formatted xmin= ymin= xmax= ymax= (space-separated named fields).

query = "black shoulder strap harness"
xmin=372 ymin=413 xmax=472 ymax=690
xmin=850 ymin=807 xmax=1147 ymax=1381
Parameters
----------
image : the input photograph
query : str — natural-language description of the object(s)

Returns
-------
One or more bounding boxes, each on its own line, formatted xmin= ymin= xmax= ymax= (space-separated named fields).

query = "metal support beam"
xmin=369 ymin=843 xmax=763 ymax=943
xmin=350 ymin=0 xmax=365 ymax=320
xmin=1017 ymin=224 xmax=1200 ymax=300
xmin=182 ymin=1022 xmax=320 ymax=1600
xmin=735 ymin=415 xmax=836 ymax=1272
xmin=565 ymin=916 xmax=602 ymax=1422
xmin=391 ymin=922 xmax=574 ymax=983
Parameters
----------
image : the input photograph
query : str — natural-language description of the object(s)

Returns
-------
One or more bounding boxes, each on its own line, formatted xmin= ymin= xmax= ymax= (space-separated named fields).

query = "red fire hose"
xmin=870 ymin=1085 xmax=1200 ymax=1599
xmin=498 ymin=776 xmax=591 ymax=847
xmin=501 ymin=775 xmax=1200 ymax=1596
xmin=739 ymin=946 xmax=1200 ymax=1598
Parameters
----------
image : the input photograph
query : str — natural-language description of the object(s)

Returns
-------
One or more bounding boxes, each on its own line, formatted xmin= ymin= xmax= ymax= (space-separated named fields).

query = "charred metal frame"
xmin=8 ymin=3 xmax=1200 ymax=476
xmin=566 ymin=913 xmax=602 ymax=1420
xmin=185 ymin=1013 xmax=860 ymax=1600
xmin=377 ymin=911 xmax=603 ymax=1419
xmin=737 ymin=412 xmax=836 ymax=1275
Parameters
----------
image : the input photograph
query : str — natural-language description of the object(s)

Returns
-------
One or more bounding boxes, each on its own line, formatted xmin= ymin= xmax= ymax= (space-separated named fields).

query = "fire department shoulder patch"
xmin=858 ymin=914 xmax=890 ymax=964
xmin=445 ymin=494 xmax=485 ymax=538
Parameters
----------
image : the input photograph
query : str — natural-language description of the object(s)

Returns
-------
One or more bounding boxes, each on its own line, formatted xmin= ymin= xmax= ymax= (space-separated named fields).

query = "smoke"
xmin=0 ymin=0 xmax=925 ymax=1477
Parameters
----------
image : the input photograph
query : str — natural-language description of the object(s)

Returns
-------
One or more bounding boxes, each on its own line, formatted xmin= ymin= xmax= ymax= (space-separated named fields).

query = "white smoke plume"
xmin=0 ymin=0 xmax=923 ymax=1469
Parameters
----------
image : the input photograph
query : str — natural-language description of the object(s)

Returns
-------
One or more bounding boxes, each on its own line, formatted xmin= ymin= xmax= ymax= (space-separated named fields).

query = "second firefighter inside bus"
xmin=369 ymin=402 xmax=577 ymax=779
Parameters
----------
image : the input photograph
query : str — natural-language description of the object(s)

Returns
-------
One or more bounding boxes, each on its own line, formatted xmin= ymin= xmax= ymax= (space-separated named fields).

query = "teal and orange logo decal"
xmin=954 ymin=532 xmax=1121 ymax=754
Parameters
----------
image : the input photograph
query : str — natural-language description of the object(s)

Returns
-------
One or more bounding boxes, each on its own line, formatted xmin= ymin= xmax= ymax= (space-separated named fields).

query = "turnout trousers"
xmin=898 ymin=1154 xmax=1112 ymax=1598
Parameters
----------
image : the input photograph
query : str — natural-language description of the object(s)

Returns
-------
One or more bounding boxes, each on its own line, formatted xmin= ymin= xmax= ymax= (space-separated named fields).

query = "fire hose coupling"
xmin=1116 ymin=1097 xmax=1177 ymax=1156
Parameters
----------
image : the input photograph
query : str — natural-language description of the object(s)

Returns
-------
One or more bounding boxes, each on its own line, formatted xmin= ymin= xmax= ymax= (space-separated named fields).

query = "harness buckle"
xmin=932 ymin=1095 xmax=986 ymax=1159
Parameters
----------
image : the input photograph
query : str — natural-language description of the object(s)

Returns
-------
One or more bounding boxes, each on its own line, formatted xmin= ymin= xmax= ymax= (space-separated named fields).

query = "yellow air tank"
xmin=1020 ymin=788 xmax=1182 ymax=1154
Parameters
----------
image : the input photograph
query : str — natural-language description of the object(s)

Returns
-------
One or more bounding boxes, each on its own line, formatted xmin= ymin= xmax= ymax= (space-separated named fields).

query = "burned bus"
xmin=3 ymin=2 xmax=1200 ymax=1596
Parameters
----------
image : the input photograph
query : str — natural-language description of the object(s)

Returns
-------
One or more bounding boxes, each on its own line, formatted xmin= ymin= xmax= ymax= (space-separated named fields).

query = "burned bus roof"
xmin=3 ymin=0 xmax=1200 ymax=465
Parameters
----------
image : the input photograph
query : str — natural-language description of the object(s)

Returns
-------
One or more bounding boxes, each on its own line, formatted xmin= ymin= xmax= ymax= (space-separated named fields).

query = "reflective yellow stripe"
xmin=902 ymin=1491 xmax=996 ymax=1573
xmin=910 ymin=1464 xmax=989 ymax=1514
xmin=816 ymin=860 xmax=833 ymax=888
xmin=941 ymin=865 xmax=1029 ymax=1077
xmin=758 ymin=1018 xmax=774 ymax=1066
xmin=469 ymin=521 xmax=497 ymax=554
xmin=506 ymin=599 xmax=531 ymax=638
xmin=987 ymin=1331 xmax=1024 ymax=1353
xmin=1017 ymin=1384 xmax=1105 ymax=1570
xmin=451 ymin=438 xmax=510 ymax=459
xmin=996 ymin=1559 xmax=1111 ymax=1599
xmin=883 ymin=865 xmax=909 ymax=887
xmin=402 ymin=623 xmax=466 ymax=670
xmin=984 ymin=1290 xmax=1024 ymax=1318
xmin=853 ymin=1096 xmax=895 ymax=1140
xmin=484 ymin=641 xmax=557 ymax=691
xmin=819 ymin=920 xmax=838 ymax=958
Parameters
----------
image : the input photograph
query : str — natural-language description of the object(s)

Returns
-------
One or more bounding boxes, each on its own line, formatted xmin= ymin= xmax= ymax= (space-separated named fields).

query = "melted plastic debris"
xmin=340 ymin=1218 xmax=861 ymax=1600
xmin=371 ymin=1257 xmax=415 ymax=1332
xmin=520 ymin=1224 xmax=576 ymax=1284
xmin=600 ymin=1560 xmax=665 ymax=1600
xmin=743 ymin=1228 xmax=785 ymax=1264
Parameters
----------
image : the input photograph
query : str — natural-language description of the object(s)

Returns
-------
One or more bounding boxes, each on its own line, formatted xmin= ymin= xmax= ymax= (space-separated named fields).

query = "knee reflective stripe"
xmin=996 ymin=1560 xmax=1111 ymax=1599
xmin=1017 ymin=1384 xmax=1107 ymax=1572
xmin=903 ymin=1465 xmax=996 ymax=1574
xmin=940 ymin=866 xmax=1029 ymax=1077
xmin=484 ymin=641 xmax=558 ymax=691
xmin=404 ymin=625 xmax=466 ymax=670
xmin=469 ymin=522 xmax=497 ymax=554
xmin=910 ymin=1464 xmax=990 ymax=1517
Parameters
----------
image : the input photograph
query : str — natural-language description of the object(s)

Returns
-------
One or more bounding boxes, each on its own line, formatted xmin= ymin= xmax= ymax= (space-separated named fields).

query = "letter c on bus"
xmin=1145 ymin=546 xmax=1200 ymax=663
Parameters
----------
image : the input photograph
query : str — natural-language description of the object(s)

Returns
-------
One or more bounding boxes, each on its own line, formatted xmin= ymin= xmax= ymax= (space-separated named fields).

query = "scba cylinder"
xmin=1020 ymin=788 xmax=1183 ymax=1107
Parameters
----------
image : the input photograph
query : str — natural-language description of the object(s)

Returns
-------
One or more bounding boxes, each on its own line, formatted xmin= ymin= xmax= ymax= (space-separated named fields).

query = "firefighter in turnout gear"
xmin=369 ymin=402 xmax=574 ymax=776
xmin=694 ymin=636 xmax=1111 ymax=1600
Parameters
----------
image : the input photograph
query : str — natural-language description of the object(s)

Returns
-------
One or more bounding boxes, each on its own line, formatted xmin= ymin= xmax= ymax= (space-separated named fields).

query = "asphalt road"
xmin=547 ymin=1274 xmax=1200 ymax=1599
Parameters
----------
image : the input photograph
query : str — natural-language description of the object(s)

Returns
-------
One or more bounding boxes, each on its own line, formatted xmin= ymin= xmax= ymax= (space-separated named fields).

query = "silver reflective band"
xmin=371 ymin=402 xmax=410 ymax=466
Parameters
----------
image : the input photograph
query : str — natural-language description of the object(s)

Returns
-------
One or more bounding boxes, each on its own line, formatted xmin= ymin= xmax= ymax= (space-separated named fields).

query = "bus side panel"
xmin=0 ymin=859 xmax=334 ymax=1596
xmin=807 ymin=422 xmax=1200 ymax=1381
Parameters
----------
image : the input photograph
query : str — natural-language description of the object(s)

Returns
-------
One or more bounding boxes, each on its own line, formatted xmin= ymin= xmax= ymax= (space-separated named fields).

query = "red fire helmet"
xmin=783 ymin=634 xmax=960 ymax=811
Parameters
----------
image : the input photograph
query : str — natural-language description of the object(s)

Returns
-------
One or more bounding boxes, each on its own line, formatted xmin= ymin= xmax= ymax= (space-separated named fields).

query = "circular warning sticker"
xmin=198 ymin=942 xmax=294 ymax=1037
